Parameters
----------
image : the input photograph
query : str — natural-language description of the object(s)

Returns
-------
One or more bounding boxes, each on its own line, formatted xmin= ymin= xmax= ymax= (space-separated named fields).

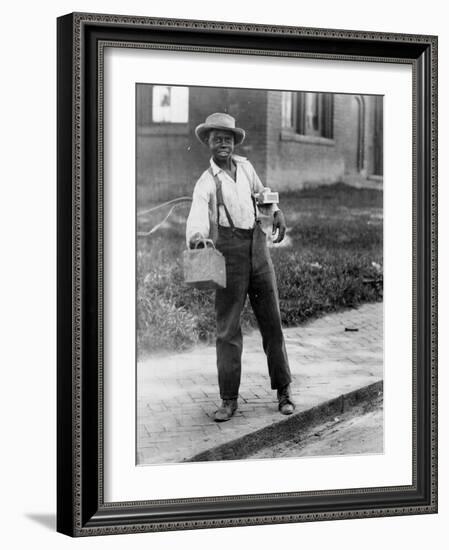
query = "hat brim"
xmin=195 ymin=124 xmax=246 ymax=146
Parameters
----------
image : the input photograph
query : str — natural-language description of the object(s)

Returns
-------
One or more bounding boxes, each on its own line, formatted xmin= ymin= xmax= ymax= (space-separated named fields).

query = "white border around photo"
xmin=103 ymin=46 xmax=412 ymax=503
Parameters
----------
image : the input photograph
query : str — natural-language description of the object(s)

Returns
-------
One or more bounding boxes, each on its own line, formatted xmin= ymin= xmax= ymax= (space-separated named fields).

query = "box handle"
xmin=193 ymin=238 xmax=215 ymax=250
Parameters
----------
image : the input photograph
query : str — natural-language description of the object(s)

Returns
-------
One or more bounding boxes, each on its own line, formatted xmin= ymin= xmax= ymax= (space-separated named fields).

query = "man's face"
xmin=207 ymin=130 xmax=235 ymax=162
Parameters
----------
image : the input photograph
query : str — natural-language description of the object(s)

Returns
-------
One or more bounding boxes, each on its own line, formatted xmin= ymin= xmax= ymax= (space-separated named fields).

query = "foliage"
xmin=136 ymin=184 xmax=383 ymax=357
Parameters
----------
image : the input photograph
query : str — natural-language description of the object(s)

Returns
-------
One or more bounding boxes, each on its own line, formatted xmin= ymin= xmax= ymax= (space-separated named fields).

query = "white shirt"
xmin=186 ymin=155 xmax=278 ymax=245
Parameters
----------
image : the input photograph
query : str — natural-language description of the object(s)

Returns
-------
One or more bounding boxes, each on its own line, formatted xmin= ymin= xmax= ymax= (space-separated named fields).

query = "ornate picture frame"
xmin=57 ymin=12 xmax=437 ymax=536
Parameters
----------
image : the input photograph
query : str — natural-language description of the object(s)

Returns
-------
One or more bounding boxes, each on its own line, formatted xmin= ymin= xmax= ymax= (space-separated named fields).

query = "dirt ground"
xmin=249 ymin=394 xmax=383 ymax=459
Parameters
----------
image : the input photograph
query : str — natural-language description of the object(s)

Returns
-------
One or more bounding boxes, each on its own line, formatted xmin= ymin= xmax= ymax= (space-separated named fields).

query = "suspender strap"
xmin=208 ymin=167 xmax=235 ymax=230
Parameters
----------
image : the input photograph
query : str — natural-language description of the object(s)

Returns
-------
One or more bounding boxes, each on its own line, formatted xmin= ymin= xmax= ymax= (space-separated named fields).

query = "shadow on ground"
xmin=25 ymin=513 xmax=56 ymax=531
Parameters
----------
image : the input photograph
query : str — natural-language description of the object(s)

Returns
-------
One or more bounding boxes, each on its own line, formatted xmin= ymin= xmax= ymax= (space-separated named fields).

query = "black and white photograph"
xmin=1 ymin=0 xmax=443 ymax=545
xmin=136 ymin=83 xmax=384 ymax=465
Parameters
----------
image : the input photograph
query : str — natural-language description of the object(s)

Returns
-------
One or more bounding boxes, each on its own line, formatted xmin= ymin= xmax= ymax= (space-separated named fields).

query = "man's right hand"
xmin=189 ymin=232 xmax=204 ymax=249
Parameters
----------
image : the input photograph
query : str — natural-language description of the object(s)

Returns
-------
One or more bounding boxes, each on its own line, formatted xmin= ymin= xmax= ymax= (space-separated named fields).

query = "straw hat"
xmin=195 ymin=113 xmax=246 ymax=145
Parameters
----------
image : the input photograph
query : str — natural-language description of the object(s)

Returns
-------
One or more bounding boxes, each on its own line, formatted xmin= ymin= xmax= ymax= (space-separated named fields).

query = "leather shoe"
xmin=277 ymin=385 xmax=295 ymax=415
xmin=214 ymin=399 xmax=238 ymax=422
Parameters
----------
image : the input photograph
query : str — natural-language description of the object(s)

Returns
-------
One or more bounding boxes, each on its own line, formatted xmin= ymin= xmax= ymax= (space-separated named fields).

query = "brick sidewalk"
xmin=137 ymin=302 xmax=383 ymax=464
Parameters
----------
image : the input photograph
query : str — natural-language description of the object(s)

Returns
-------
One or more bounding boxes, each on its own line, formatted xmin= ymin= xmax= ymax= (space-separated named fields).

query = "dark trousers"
xmin=215 ymin=223 xmax=291 ymax=400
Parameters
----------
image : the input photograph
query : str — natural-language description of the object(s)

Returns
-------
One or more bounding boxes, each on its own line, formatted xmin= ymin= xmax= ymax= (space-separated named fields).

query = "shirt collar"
xmin=209 ymin=155 xmax=247 ymax=176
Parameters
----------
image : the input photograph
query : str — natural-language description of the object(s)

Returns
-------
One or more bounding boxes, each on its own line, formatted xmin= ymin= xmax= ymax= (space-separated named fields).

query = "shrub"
xmin=137 ymin=267 xmax=199 ymax=353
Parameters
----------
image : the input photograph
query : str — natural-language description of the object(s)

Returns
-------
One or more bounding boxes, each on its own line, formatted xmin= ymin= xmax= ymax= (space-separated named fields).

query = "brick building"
xmin=136 ymin=84 xmax=383 ymax=203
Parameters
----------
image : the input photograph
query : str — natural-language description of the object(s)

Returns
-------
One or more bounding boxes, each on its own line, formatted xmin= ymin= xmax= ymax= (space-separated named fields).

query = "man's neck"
xmin=213 ymin=155 xmax=234 ymax=171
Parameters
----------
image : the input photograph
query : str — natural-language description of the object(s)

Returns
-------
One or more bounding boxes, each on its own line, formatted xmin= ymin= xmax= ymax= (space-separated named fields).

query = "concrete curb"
xmin=185 ymin=380 xmax=383 ymax=462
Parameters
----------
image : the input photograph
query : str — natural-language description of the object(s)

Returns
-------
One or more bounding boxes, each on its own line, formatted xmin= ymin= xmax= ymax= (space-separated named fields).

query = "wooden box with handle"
xmin=183 ymin=239 xmax=226 ymax=290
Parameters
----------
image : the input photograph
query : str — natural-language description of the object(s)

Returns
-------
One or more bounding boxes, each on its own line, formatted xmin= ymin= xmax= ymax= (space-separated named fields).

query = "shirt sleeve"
xmin=185 ymin=173 xmax=212 ymax=246
xmin=246 ymin=161 xmax=280 ymax=215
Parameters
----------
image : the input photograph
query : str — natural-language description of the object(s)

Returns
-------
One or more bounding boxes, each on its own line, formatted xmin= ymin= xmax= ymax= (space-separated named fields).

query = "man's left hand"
xmin=272 ymin=210 xmax=286 ymax=243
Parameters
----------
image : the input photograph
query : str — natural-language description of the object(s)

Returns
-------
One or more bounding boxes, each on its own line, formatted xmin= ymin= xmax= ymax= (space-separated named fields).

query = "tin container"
xmin=256 ymin=187 xmax=279 ymax=205
xmin=183 ymin=239 xmax=226 ymax=290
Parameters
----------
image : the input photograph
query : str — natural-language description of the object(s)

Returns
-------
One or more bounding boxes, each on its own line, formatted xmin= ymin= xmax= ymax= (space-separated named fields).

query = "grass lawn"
xmin=137 ymin=183 xmax=383 ymax=356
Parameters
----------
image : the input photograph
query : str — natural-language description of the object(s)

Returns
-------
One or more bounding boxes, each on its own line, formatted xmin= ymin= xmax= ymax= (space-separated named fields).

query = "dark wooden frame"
xmin=57 ymin=12 xmax=438 ymax=537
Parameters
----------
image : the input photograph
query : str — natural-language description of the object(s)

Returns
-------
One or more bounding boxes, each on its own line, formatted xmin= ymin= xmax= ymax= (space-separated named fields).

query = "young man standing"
xmin=186 ymin=112 xmax=295 ymax=422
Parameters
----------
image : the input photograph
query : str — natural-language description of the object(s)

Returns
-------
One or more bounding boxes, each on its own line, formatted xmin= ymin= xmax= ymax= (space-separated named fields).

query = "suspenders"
xmin=208 ymin=165 xmax=258 ymax=231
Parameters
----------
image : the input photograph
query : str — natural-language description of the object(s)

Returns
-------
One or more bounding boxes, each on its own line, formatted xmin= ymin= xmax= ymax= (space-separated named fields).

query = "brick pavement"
xmin=137 ymin=302 xmax=383 ymax=464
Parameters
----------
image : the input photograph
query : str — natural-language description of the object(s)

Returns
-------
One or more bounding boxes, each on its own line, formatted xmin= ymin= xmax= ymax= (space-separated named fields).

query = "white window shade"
xmin=152 ymin=86 xmax=189 ymax=123
xmin=281 ymin=91 xmax=295 ymax=128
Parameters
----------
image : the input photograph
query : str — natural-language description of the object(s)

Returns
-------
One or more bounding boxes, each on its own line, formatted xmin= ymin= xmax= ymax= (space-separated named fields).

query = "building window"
xmin=373 ymin=96 xmax=383 ymax=176
xmin=281 ymin=91 xmax=334 ymax=139
xmin=281 ymin=91 xmax=294 ymax=129
xmin=152 ymin=86 xmax=189 ymax=123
